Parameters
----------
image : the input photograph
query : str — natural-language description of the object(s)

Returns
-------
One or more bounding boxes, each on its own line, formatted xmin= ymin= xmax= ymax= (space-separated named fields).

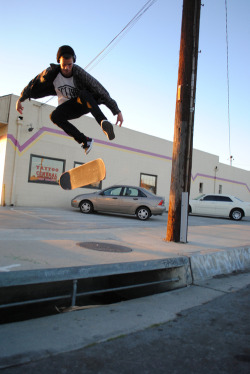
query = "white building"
xmin=0 ymin=94 xmax=249 ymax=208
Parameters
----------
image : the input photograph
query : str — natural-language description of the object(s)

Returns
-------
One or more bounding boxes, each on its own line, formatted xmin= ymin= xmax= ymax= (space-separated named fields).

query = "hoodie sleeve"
xmin=19 ymin=65 xmax=58 ymax=102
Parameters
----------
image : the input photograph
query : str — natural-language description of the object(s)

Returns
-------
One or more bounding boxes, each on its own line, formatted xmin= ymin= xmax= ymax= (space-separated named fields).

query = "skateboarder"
xmin=16 ymin=45 xmax=124 ymax=154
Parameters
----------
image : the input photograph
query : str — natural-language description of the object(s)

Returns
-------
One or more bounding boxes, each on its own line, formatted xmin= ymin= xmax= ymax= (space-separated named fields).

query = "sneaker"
xmin=101 ymin=120 xmax=115 ymax=140
xmin=81 ymin=138 xmax=94 ymax=155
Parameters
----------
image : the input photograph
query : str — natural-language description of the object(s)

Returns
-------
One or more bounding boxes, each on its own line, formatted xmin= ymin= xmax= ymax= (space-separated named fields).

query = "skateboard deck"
xmin=59 ymin=158 xmax=106 ymax=190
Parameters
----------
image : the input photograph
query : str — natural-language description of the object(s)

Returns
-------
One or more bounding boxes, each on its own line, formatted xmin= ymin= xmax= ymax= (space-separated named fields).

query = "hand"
xmin=116 ymin=112 xmax=124 ymax=127
xmin=16 ymin=99 xmax=24 ymax=115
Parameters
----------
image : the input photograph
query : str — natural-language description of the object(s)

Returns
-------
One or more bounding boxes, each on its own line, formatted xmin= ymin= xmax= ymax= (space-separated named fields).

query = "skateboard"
xmin=59 ymin=158 xmax=106 ymax=190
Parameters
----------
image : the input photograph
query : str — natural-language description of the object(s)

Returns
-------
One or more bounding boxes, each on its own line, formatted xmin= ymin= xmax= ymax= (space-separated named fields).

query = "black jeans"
xmin=50 ymin=91 xmax=107 ymax=144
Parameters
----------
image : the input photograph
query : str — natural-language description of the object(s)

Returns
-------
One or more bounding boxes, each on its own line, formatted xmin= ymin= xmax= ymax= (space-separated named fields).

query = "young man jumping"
xmin=16 ymin=45 xmax=123 ymax=154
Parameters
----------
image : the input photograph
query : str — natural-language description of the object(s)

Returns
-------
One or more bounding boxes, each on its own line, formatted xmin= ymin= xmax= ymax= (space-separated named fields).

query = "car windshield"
xmin=194 ymin=194 xmax=205 ymax=200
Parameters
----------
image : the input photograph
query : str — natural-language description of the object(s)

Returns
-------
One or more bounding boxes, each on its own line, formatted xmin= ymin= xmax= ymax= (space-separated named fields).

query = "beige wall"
xmin=1 ymin=94 xmax=250 ymax=208
xmin=0 ymin=126 xmax=7 ymax=205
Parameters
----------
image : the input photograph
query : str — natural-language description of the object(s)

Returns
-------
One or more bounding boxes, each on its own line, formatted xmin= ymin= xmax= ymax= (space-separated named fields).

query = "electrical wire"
xmin=41 ymin=0 xmax=157 ymax=106
xmin=225 ymin=0 xmax=232 ymax=164
xmin=85 ymin=0 xmax=157 ymax=71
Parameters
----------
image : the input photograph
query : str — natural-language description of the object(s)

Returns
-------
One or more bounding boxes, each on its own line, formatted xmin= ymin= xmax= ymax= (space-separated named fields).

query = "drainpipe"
xmin=10 ymin=116 xmax=23 ymax=205
xmin=214 ymin=166 xmax=218 ymax=194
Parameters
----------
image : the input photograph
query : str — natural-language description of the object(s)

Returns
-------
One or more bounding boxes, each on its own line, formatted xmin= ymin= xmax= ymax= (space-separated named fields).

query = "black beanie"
xmin=57 ymin=45 xmax=76 ymax=63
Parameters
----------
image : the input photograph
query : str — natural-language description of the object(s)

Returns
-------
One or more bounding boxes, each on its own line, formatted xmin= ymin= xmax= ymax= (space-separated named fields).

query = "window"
xmin=122 ymin=187 xmax=140 ymax=197
xmin=74 ymin=162 xmax=102 ymax=189
xmin=203 ymin=195 xmax=217 ymax=201
xmin=28 ymin=154 xmax=65 ymax=185
xmin=199 ymin=182 xmax=203 ymax=193
xmin=140 ymin=173 xmax=157 ymax=194
xmin=103 ymin=187 xmax=123 ymax=196
xmin=216 ymin=196 xmax=232 ymax=202
xmin=203 ymin=195 xmax=232 ymax=202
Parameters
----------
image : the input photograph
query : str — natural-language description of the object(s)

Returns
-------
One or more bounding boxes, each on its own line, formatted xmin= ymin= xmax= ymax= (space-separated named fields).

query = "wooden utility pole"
xmin=166 ymin=0 xmax=201 ymax=242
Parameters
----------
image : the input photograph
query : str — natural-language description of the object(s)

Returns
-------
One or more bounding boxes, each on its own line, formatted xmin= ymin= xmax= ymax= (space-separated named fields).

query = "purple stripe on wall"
xmin=7 ymin=127 xmax=250 ymax=192
xmin=192 ymin=173 xmax=250 ymax=192
xmin=8 ymin=127 xmax=65 ymax=153
xmin=7 ymin=126 xmax=172 ymax=160
xmin=95 ymin=138 xmax=172 ymax=160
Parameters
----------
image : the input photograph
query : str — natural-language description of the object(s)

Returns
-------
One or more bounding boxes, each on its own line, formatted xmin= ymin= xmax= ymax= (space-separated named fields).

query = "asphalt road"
xmin=1 ymin=206 xmax=250 ymax=231
xmin=2 ymin=279 xmax=249 ymax=374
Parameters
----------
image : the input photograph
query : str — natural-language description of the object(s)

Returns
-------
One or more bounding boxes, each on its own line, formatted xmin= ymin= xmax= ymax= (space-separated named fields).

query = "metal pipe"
xmin=71 ymin=279 xmax=78 ymax=306
xmin=76 ymin=277 xmax=180 ymax=298
xmin=0 ymin=277 xmax=180 ymax=310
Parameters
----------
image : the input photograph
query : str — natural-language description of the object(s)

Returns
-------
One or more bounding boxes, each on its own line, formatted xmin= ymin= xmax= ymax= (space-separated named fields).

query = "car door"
xmin=215 ymin=196 xmax=233 ymax=216
xmin=118 ymin=187 xmax=143 ymax=214
xmin=94 ymin=186 xmax=123 ymax=212
xmin=196 ymin=195 xmax=218 ymax=216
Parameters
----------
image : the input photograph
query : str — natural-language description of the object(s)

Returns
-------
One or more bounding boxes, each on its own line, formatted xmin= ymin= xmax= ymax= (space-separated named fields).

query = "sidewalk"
xmin=0 ymin=206 xmax=250 ymax=281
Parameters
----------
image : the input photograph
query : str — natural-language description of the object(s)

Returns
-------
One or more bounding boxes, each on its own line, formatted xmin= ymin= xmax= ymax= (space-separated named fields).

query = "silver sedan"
xmin=71 ymin=185 xmax=165 ymax=220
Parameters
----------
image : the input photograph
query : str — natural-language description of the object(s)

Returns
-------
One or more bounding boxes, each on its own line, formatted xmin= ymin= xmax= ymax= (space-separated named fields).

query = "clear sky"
xmin=1 ymin=0 xmax=249 ymax=170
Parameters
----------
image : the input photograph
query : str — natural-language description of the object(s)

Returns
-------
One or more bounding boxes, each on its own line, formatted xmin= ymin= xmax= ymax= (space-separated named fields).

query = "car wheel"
xmin=80 ymin=200 xmax=93 ymax=214
xmin=230 ymin=208 xmax=243 ymax=221
xmin=136 ymin=207 xmax=151 ymax=221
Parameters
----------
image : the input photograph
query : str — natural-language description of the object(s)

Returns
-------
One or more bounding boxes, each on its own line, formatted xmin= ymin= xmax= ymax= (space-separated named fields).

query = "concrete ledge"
xmin=189 ymin=246 xmax=250 ymax=281
xmin=0 ymin=257 xmax=192 ymax=309
xmin=0 ymin=257 xmax=189 ymax=287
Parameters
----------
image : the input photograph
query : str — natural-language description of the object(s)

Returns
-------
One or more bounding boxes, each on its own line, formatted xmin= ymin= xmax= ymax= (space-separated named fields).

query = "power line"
xmin=225 ymin=0 xmax=232 ymax=164
xmin=41 ymin=0 xmax=157 ymax=106
xmin=85 ymin=0 xmax=157 ymax=71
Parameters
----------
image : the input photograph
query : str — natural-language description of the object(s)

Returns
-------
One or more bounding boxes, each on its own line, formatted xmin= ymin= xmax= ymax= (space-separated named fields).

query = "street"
xmin=1 ymin=277 xmax=249 ymax=374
